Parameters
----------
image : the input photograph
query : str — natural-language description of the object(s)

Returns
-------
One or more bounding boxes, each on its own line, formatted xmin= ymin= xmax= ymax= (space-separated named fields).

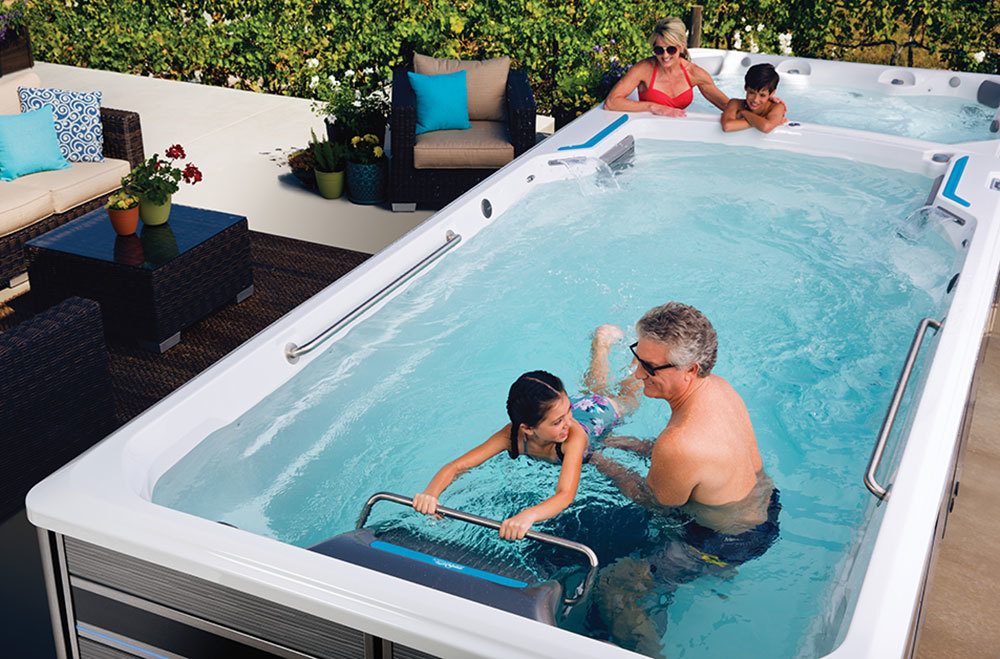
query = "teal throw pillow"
xmin=407 ymin=70 xmax=471 ymax=135
xmin=0 ymin=105 xmax=71 ymax=181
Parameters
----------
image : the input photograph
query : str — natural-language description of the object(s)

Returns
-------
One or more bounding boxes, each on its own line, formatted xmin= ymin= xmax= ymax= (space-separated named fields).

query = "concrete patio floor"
xmin=2 ymin=62 xmax=998 ymax=658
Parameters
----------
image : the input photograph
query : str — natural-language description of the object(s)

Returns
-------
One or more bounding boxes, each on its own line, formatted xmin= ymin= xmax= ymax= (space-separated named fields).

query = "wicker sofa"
xmin=0 ymin=68 xmax=144 ymax=288
xmin=0 ymin=297 xmax=118 ymax=522
xmin=389 ymin=56 xmax=536 ymax=211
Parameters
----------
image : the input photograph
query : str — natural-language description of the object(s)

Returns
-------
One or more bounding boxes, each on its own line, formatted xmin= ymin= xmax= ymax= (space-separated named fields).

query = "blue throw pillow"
xmin=0 ymin=106 xmax=71 ymax=182
xmin=18 ymin=86 xmax=104 ymax=162
xmin=407 ymin=70 xmax=471 ymax=135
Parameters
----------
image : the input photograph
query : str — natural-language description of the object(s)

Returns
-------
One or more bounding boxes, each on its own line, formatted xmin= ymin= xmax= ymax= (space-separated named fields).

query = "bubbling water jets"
xmin=895 ymin=205 xmax=956 ymax=243
xmin=549 ymin=156 xmax=621 ymax=196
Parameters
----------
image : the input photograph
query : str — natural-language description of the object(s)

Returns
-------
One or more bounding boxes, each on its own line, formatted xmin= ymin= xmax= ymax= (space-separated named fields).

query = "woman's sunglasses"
xmin=630 ymin=342 xmax=677 ymax=376
xmin=652 ymin=45 xmax=679 ymax=56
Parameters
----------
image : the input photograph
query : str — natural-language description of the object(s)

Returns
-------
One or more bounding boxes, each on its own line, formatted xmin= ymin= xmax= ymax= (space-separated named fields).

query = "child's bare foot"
xmin=594 ymin=324 xmax=624 ymax=348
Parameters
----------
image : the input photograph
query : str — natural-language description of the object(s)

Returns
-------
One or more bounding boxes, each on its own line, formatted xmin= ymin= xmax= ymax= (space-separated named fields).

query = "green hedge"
xmin=20 ymin=0 xmax=999 ymax=113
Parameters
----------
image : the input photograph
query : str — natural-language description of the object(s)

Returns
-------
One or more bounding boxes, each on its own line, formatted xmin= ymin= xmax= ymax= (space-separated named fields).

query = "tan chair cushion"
xmin=0 ymin=69 xmax=41 ymax=115
xmin=14 ymin=159 xmax=130 ymax=213
xmin=0 ymin=181 xmax=54 ymax=237
xmin=413 ymin=54 xmax=510 ymax=122
xmin=414 ymin=121 xmax=514 ymax=170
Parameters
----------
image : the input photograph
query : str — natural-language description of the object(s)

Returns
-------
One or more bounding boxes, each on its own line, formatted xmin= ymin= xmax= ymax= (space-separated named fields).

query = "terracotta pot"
xmin=107 ymin=206 xmax=140 ymax=236
xmin=139 ymin=195 xmax=172 ymax=226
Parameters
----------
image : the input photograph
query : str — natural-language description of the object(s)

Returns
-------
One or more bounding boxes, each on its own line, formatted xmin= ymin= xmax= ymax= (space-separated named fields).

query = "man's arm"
xmin=589 ymin=452 xmax=659 ymax=508
xmin=603 ymin=435 xmax=654 ymax=457
xmin=645 ymin=434 xmax=699 ymax=507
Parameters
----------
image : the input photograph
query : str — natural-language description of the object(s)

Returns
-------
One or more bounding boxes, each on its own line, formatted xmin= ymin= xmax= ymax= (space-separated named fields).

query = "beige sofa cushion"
xmin=414 ymin=121 xmax=514 ymax=169
xmin=0 ymin=181 xmax=54 ymax=237
xmin=413 ymin=54 xmax=510 ymax=122
xmin=14 ymin=159 xmax=129 ymax=213
xmin=0 ymin=69 xmax=41 ymax=115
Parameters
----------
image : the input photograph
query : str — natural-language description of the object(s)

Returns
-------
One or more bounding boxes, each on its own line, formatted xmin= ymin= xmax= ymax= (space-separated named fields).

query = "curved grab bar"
xmin=285 ymin=231 xmax=461 ymax=362
xmin=865 ymin=317 xmax=942 ymax=500
xmin=357 ymin=492 xmax=599 ymax=605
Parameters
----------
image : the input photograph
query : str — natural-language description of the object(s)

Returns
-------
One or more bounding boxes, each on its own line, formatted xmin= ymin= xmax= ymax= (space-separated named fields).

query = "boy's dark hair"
xmin=745 ymin=63 xmax=780 ymax=93
xmin=506 ymin=371 xmax=566 ymax=458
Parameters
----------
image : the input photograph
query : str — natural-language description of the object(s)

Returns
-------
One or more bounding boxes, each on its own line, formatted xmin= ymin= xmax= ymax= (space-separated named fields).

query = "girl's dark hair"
xmin=505 ymin=371 xmax=566 ymax=458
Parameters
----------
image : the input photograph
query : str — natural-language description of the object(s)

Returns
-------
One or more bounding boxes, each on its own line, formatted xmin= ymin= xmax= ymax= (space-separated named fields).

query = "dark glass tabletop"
xmin=27 ymin=204 xmax=247 ymax=270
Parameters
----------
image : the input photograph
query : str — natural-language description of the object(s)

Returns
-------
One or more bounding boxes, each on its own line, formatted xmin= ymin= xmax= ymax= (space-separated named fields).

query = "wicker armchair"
xmin=389 ymin=64 xmax=536 ymax=211
xmin=0 ymin=297 xmax=118 ymax=522
xmin=0 ymin=107 xmax=144 ymax=287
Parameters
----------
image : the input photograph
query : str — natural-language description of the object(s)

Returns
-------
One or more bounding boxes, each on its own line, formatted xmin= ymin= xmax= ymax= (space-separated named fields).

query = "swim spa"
xmin=28 ymin=66 xmax=1000 ymax=659
xmin=686 ymin=48 xmax=1000 ymax=143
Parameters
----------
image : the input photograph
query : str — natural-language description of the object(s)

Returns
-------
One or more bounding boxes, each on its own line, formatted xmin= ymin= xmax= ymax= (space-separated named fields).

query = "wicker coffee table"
xmin=27 ymin=204 xmax=254 ymax=352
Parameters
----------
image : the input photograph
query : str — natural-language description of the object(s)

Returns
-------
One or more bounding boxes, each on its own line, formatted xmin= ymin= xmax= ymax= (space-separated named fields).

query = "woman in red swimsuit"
xmin=604 ymin=17 xmax=729 ymax=117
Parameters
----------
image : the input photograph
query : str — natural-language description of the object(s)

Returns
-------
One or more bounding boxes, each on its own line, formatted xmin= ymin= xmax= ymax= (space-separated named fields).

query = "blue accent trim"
xmin=557 ymin=114 xmax=628 ymax=151
xmin=370 ymin=540 xmax=528 ymax=588
xmin=76 ymin=624 xmax=170 ymax=659
xmin=942 ymin=155 xmax=972 ymax=208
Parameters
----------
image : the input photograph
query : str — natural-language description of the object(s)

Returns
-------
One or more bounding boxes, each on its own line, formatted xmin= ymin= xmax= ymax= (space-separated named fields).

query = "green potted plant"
xmin=312 ymin=67 xmax=391 ymax=144
xmin=0 ymin=1 xmax=31 ymax=76
xmin=345 ymin=133 xmax=386 ymax=205
xmin=309 ymin=129 xmax=347 ymax=199
xmin=105 ymin=190 xmax=140 ymax=236
xmin=121 ymin=144 xmax=203 ymax=226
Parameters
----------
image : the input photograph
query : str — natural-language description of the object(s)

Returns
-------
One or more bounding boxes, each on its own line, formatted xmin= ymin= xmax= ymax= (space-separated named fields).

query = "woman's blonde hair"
xmin=648 ymin=17 xmax=690 ymax=60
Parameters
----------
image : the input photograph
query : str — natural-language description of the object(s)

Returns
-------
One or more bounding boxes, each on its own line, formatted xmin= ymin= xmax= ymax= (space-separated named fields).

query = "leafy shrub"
xmin=21 ymin=0 xmax=999 ymax=115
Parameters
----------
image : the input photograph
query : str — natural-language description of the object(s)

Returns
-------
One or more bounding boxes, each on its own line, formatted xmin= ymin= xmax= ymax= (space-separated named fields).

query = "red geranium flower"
xmin=165 ymin=144 xmax=186 ymax=159
xmin=182 ymin=163 xmax=203 ymax=184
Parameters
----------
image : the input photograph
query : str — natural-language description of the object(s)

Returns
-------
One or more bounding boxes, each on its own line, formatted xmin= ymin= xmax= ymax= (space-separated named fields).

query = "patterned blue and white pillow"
xmin=17 ymin=87 xmax=104 ymax=163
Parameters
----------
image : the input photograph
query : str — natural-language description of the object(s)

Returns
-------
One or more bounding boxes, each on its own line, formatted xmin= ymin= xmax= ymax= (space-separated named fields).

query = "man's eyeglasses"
xmin=630 ymin=342 xmax=676 ymax=376
xmin=652 ymin=45 xmax=679 ymax=56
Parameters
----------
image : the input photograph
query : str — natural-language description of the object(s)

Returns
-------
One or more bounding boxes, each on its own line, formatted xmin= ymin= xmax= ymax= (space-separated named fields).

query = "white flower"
xmin=309 ymin=75 xmax=319 ymax=90
xmin=744 ymin=25 xmax=752 ymax=32
xmin=757 ymin=23 xmax=764 ymax=32
xmin=973 ymin=51 xmax=985 ymax=64
xmin=307 ymin=58 xmax=319 ymax=68
xmin=192 ymin=70 xmax=203 ymax=83
xmin=733 ymin=32 xmax=743 ymax=50
xmin=749 ymin=37 xmax=760 ymax=54
xmin=352 ymin=100 xmax=362 ymax=107
xmin=328 ymin=74 xmax=338 ymax=86
xmin=344 ymin=69 xmax=355 ymax=77
xmin=202 ymin=11 xmax=214 ymax=25
xmin=363 ymin=67 xmax=374 ymax=75
xmin=778 ymin=33 xmax=793 ymax=56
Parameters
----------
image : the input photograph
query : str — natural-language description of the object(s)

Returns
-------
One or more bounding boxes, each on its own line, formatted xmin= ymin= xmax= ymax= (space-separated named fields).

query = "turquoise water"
xmin=153 ymin=140 xmax=958 ymax=657
xmin=687 ymin=74 xmax=997 ymax=143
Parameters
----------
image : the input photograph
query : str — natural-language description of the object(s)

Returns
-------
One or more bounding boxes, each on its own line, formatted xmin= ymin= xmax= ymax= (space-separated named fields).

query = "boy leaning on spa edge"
xmin=721 ymin=63 xmax=787 ymax=134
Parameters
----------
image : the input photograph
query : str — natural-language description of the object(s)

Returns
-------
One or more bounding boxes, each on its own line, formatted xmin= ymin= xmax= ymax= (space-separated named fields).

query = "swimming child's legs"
xmin=583 ymin=324 xmax=642 ymax=417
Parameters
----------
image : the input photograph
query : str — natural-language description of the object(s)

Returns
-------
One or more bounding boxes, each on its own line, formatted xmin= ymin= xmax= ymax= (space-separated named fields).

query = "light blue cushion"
xmin=0 ymin=106 xmax=71 ymax=182
xmin=18 ymin=86 xmax=104 ymax=162
xmin=407 ymin=70 xmax=471 ymax=135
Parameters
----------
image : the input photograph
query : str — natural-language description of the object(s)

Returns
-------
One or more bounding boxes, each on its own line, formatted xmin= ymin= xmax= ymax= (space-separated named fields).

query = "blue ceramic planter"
xmin=346 ymin=161 xmax=386 ymax=205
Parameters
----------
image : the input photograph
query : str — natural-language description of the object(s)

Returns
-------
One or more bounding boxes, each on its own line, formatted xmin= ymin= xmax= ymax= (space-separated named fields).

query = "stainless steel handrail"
xmin=865 ymin=317 xmax=943 ymax=500
xmin=357 ymin=492 xmax=599 ymax=605
xmin=285 ymin=231 xmax=461 ymax=362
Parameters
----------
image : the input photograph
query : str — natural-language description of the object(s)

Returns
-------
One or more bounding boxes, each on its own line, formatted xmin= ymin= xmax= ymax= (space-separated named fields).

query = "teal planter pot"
xmin=346 ymin=161 xmax=386 ymax=205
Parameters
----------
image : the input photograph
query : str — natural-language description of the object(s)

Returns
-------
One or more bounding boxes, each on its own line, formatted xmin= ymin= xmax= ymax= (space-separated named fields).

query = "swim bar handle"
xmin=865 ymin=317 xmax=942 ymax=501
xmin=285 ymin=231 xmax=461 ymax=363
xmin=357 ymin=492 xmax=599 ymax=605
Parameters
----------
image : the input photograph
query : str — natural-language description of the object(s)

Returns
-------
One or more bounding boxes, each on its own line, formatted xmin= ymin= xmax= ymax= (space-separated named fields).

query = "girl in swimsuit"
xmin=412 ymin=325 xmax=641 ymax=540
xmin=604 ymin=17 xmax=729 ymax=116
